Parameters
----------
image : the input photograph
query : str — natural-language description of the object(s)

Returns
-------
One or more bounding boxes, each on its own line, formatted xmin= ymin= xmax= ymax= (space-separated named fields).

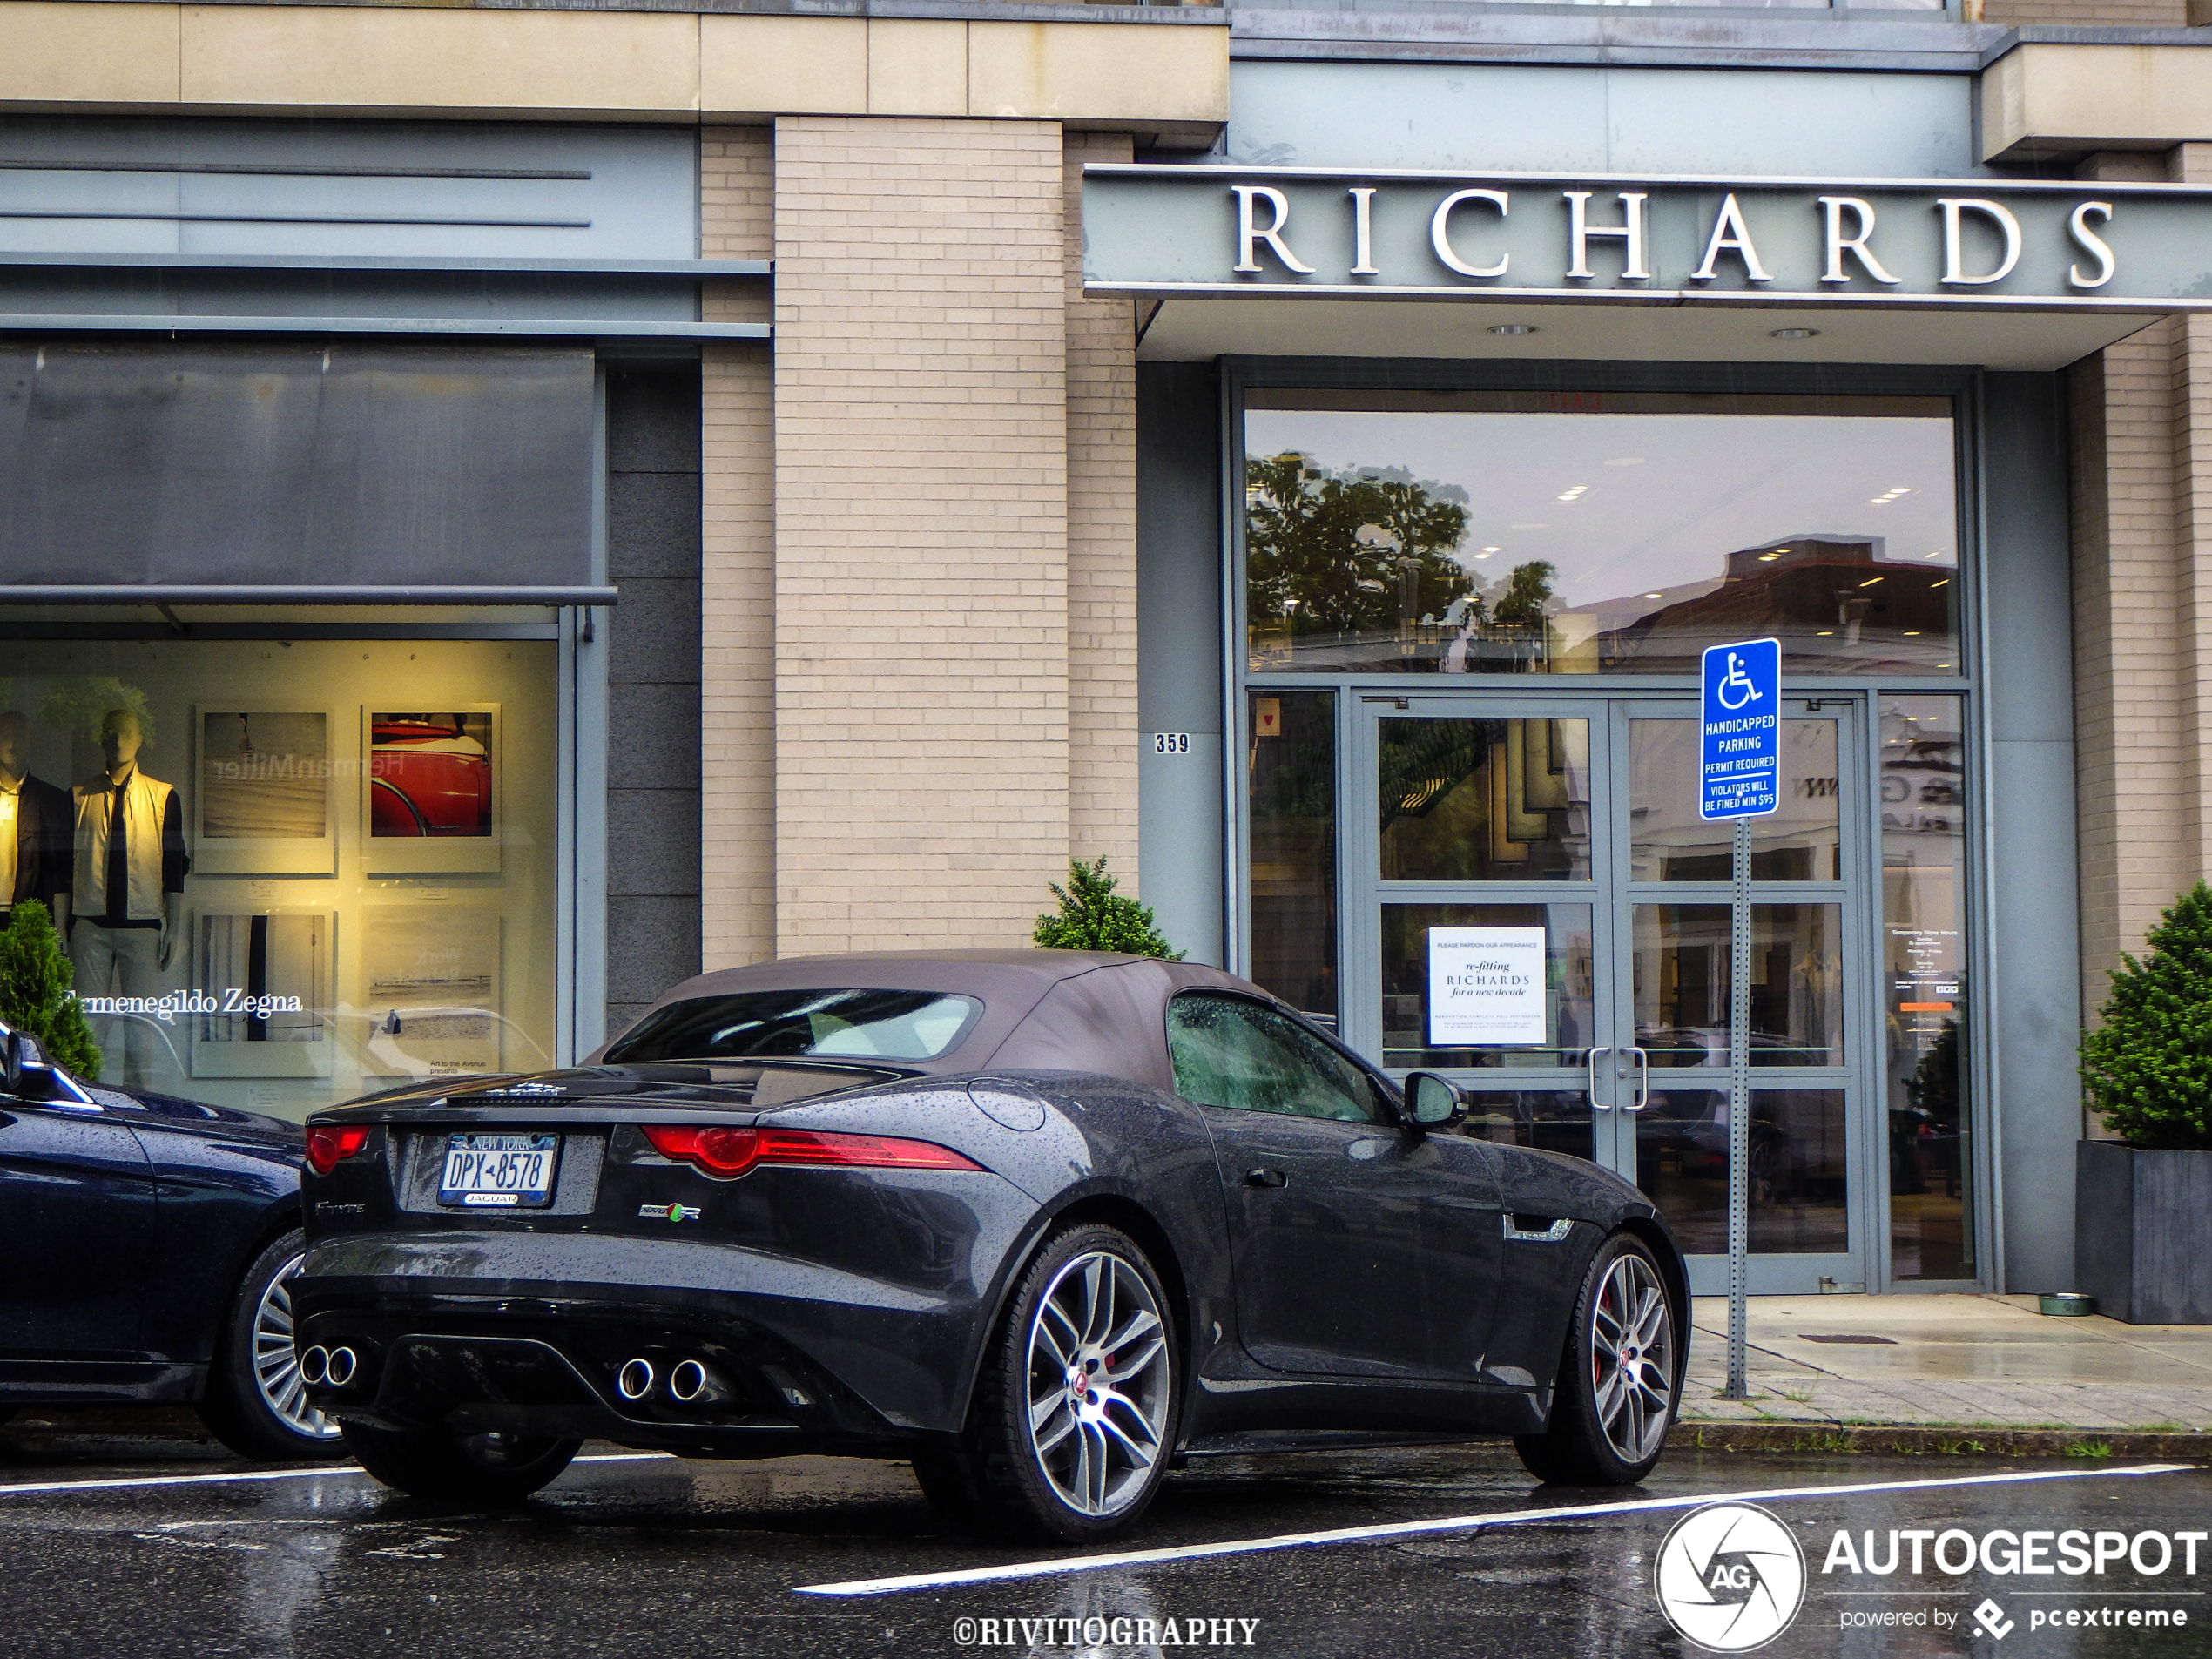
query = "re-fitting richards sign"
xmin=1702 ymin=639 xmax=1782 ymax=822
xmin=1427 ymin=927 xmax=1548 ymax=1047
xmin=1080 ymin=166 xmax=2212 ymax=310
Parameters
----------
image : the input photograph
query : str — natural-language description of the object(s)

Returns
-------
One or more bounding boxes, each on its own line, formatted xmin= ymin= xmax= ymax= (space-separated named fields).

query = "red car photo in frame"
xmin=368 ymin=713 xmax=492 ymax=838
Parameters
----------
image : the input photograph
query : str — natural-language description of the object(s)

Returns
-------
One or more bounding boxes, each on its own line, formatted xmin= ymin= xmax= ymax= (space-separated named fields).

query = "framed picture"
xmin=189 ymin=910 xmax=336 ymax=1079
xmin=359 ymin=906 xmax=503 ymax=1079
xmin=193 ymin=707 xmax=337 ymax=876
xmin=361 ymin=705 xmax=501 ymax=874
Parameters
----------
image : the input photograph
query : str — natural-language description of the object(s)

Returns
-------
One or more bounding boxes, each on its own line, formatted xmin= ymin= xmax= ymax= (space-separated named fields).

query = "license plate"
xmin=438 ymin=1133 xmax=560 ymax=1208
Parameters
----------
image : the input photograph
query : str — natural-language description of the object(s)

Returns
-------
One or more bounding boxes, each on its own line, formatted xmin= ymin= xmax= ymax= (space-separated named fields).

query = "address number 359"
xmin=1150 ymin=732 xmax=1191 ymax=755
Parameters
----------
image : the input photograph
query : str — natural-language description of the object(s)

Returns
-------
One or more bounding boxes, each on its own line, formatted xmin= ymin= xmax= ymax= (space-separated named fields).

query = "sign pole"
xmin=1697 ymin=637 xmax=1779 ymax=1405
xmin=1727 ymin=814 xmax=1752 ymax=1401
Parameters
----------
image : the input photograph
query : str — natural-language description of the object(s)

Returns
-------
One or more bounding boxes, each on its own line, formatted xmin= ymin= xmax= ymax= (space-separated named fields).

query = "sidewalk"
xmin=1676 ymin=1294 xmax=2212 ymax=1450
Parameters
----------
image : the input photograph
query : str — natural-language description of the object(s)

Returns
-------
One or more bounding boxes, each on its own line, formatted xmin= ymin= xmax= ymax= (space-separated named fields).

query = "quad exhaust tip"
xmin=300 ymin=1345 xmax=358 ymax=1387
xmin=616 ymin=1357 xmax=656 ymax=1401
xmin=668 ymin=1359 xmax=725 ymax=1404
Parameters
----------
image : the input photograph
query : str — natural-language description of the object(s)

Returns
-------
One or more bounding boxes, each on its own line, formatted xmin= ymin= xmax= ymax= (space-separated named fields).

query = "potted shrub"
xmin=0 ymin=899 xmax=102 ymax=1080
xmin=2078 ymin=880 xmax=2212 ymax=1323
xmin=1033 ymin=858 xmax=1183 ymax=960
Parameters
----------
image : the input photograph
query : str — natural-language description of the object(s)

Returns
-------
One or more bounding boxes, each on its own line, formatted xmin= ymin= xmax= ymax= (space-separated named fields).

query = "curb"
xmin=1676 ymin=1421 xmax=2212 ymax=1460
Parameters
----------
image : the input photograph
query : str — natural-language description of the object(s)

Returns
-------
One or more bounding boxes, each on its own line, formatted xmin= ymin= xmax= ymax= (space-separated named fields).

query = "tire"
xmin=197 ymin=1229 xmax=351 ymax=1462
xmin=1514 ymin=1232 xmax=1680 ymax=1487
xmin=926 ymin=1224 xmax=1178 ymax=1543
xmin=342 ymin=1422 xmax=581 ymax=1505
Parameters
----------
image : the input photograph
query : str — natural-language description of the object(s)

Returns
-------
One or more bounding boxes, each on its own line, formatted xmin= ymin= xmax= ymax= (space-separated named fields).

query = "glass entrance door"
xmin=1343 ymin=692 xmax=1870 ymax=1294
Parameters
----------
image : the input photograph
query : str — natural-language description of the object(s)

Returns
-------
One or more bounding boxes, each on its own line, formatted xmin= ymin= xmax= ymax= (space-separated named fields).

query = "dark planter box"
xmin=2076 ymin=1140 xmax=2212 ymax=1325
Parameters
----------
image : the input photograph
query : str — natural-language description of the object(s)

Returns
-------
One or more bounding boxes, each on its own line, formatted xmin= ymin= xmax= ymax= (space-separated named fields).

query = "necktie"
xmin=105 ymin=781 xmax=127 ymax=922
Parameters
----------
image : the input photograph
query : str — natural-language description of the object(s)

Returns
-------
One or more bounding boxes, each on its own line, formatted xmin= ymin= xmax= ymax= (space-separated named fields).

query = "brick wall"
xmin=1983 ymin=0 xmax=2188 ymax=22
xmin=770 ymin=115 xmax=1071 ymax=954
xmin=1063 ymin=131 xmax=1143 ymax=887
xmin=2071 ymin=145 xmax=2212 ymax=1058
xmin=699 ymin=126 xmax=776 ymax=971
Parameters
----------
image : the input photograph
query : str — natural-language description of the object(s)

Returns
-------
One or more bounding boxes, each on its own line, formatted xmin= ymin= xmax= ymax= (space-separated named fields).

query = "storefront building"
xmin=2 ymin=0 xmax=2209 ymax=1301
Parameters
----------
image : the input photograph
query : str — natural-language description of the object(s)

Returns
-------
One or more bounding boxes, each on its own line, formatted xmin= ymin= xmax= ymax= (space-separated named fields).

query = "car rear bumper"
xmin=292 ymin=1228 xmax=1002 ymax=1447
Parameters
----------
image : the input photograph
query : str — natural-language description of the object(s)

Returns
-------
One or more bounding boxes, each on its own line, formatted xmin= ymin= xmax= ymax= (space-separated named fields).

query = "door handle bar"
xmin=1586 ymin=1045 xmax=1612 ymax=1111
xmin=1627 ymin=1045 xmax=1650 ymax=1112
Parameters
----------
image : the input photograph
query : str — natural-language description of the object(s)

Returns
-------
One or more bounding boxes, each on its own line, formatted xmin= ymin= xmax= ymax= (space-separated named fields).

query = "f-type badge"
xmin=637 ymin=1203 xmax=702 ymax=1223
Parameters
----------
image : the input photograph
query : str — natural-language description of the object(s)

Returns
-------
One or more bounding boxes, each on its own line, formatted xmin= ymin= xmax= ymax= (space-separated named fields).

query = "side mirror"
xmin=1403 ymin=1071 xmax=1468 ymax=1132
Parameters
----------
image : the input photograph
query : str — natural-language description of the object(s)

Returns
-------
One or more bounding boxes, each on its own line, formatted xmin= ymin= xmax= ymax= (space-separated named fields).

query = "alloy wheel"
xmin=1023 ymin=1251 xmax=1171 ymax=1518
xmin=1589 ymin=1251 xmax=1675 ymax=1465
xmin=253 ymin=1255 xmax=341 ymax=1442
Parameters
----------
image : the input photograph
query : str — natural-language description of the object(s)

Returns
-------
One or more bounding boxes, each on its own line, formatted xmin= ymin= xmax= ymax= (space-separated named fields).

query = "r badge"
xmin=637 ymin=1203 xmax=702 ymax=1223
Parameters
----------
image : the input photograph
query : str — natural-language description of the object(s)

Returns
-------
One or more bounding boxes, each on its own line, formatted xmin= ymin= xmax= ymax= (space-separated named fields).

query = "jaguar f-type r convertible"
xmin=293 ymin=951 xmax=1687 ymax=1540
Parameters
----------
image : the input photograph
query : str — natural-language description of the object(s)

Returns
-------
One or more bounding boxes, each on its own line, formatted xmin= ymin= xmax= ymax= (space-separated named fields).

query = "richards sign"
xmin=1081 ymin=165 xmax=2212 ymax=310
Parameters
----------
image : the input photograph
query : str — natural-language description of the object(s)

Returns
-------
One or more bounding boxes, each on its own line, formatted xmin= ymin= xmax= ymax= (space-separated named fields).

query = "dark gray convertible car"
xmin=293 ymin=950 xmax=1686 ymax=1540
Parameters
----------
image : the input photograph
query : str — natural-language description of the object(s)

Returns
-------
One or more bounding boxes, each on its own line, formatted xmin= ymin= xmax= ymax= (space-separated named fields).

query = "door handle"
xmin=1244 ymin=1168 xmax=1288 ymax=1189
xmin=1627 ymin=1046 xmax=1651 ymax=1112
xmin=1587 ymin=1045 xmax=1613 ymax=1111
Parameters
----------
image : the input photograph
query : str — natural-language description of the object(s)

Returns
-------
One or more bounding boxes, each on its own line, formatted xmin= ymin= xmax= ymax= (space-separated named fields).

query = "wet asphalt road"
xmin=2 ymin=1413 xmax=2209 ymax=1658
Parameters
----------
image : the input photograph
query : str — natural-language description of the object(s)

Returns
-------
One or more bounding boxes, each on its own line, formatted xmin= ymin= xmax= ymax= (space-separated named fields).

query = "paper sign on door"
xmin=1427 ymin=927 xmax=1548 ymax=1046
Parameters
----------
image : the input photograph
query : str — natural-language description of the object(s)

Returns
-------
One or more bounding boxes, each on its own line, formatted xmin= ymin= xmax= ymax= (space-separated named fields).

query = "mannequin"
xmin=0 ymin=711 xmax=71 ymax=929
xmin=71 ymin=709 xmax=189 ymax=1084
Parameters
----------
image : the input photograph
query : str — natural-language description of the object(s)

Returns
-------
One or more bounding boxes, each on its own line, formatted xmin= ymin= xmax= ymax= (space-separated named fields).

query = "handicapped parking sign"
xmin=1700 ymin=638 xmax=1781 ymax=820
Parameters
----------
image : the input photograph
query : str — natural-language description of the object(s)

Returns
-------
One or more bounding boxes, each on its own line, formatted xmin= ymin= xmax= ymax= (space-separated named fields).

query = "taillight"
xmin=305 ymin=1124 xmax=372 ymax=1176
xmin=641 ymin=1124 xmax=981 ymax=1180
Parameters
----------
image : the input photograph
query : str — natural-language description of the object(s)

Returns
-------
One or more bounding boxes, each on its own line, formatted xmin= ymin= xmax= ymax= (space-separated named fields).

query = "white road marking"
xmin=0 ymin=1451 xmax=673 ymax=1500
xmin=793 ymin=1463 xmax=2199 ymax=1597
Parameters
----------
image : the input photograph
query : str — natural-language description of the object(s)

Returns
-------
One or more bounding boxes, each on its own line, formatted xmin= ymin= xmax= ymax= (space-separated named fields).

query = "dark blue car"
xmin=0 ymin=1021 xmax=336 ymax=1460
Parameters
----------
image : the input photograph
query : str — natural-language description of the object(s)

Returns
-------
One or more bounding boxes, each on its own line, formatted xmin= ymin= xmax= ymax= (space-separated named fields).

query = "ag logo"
xmin=1656 ymin=1501 xmax=1807 ymax=1652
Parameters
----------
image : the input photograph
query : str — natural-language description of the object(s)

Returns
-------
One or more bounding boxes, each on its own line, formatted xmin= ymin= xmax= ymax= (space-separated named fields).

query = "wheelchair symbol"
xmin=1715 ymin=651 xmax=1763 ymax=711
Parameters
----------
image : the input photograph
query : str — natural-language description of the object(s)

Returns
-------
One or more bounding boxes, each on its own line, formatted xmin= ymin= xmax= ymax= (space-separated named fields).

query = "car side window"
xmin=1165 ymin=993 xmax=1386 ymax=1124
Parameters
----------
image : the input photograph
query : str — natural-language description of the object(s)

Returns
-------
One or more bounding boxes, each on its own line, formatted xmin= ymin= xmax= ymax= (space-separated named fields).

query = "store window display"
xmin=2 ymin=627 xmax=562 ymax=1120
xmin=0 ymin=709 xmax=72 ymax=924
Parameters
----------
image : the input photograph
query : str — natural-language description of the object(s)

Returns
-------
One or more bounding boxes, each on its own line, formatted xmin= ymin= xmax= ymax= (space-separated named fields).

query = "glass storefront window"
xmin=1883 ymin=695 xmax=1973 ymax=1281
xmin=1635 ymin=1089 xmax=1850 ymax=1256
xmin=1633 ymin=902 xmax=1844 ymax=1068
xmin=2 ymin=632 xmax=560 ymax=1122
xmin=1380 ymin=902 xmax=1594 ymax=1069
xmin=1379 ymin=716 xmax=1592 ymax=881
xmin=1245 ymin=390 xmax=1959 ymax=677
xmin=1629 ymin=718 xmax=1840 ymax=881
xmin=1459 ymin=1089 xmax=1595 ymax=1163
xmin=1249 ymin=690 xmax=1338 ymax=1026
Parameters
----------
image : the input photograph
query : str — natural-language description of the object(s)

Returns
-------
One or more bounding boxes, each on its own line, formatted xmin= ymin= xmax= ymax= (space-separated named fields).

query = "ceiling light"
xmin=1859 ymin=577 xmax=1884 ymax=587
xmin=1489 ymin=323 xmax=1537 ymax=336
xmin=1817 ymin=630 xmax=1836 ymax=636
xmin=1482 ymin=546 xmax=1501 ymax=553
xmin=1557 ymin=485 xmax=1588 ymax=502
xmin=1644 ymin=592 xmax=1662 ymax=599
xmin=1931 ymin=578 xmax=1950 ymax=589
xmin=1757 ymin=553 xmax=1782 ymax=562
xmin=1770 ymin=327 xmax=1819 ymax=340
xmin=1903 ymin=631 xmax=1921 ymax=637
xmin=1473 ymin=551 xmax=1494 ymax=560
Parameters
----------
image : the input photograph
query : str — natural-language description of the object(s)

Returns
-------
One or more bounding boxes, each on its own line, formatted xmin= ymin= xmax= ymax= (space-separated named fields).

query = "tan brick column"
xmin=700 ymin=125 xmax=775 ymax=968
xmin=771 ymin=116 xmax=1069 ymax=953
xmin=1063 ymin=131 xmax=1141 ymax=887
xmin=2070 ymin=147 xmax=2212 ymax=1041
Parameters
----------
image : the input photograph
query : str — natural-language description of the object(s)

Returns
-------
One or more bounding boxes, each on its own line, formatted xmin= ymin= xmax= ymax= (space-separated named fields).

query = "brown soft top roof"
xmin=587 ymin=948 xmax=1260 ymax=1090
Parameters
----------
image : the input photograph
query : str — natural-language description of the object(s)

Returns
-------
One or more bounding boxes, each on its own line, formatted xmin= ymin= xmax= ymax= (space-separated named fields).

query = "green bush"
xmin=2080 ymin=880 xmax=2212 ymax=1150
xmin=0 ymin=899 xmax=102 ymax=1081
xmin=1033 ymin=859 xmax=1184 ymax=961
